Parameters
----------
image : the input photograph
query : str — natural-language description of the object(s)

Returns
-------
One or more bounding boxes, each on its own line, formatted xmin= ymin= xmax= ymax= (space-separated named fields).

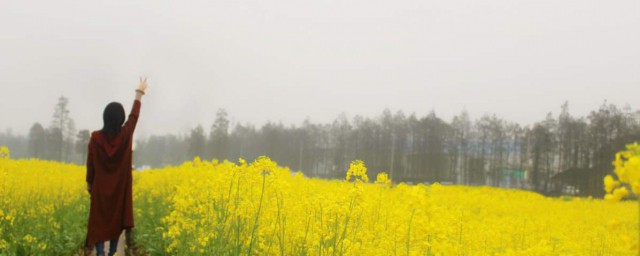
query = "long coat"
xmin=85 ymin=100 xmax=141 ymax=246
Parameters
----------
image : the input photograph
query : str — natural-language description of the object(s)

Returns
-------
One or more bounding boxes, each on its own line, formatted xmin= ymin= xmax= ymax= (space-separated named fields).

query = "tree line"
xmin=1 ymin=96 xmax=90 ymax=164
xmin=133 ymin=102 xmax=640 ymax=196
xmin=1 ymin=98 xmax=639 ymax=197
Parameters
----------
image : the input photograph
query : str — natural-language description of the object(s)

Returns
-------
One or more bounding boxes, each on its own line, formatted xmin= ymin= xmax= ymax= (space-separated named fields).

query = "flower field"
xmin=0 ymin=147 xmax=637 ymax=255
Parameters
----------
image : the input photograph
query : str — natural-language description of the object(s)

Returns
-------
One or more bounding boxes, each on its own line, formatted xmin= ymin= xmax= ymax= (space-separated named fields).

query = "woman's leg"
xmin=95 ymin=242 xmax=105 ymax=256
xmin=107 ymin=237 xmax=119 ymax=256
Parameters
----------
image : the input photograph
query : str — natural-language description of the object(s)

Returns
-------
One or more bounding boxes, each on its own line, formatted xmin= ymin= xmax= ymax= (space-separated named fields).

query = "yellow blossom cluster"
xmin=0 ymin=146 xmax=9 ymax=159
xmin=374 ymin=172 xmax=391 ymax=186
xmin=345 ymin=160 xmax=368 ymax=183
xmin=605 ymin=142 xmax=640 ymax=201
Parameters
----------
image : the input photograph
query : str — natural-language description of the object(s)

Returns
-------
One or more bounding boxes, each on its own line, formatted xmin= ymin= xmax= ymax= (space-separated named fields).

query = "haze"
xmin=1 ymin=0 xmax=639 ymax=137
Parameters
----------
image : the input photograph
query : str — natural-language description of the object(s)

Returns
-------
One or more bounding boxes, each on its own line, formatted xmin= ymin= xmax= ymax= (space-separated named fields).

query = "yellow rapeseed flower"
xmin=604 ymin=175 xmax=620 ymax=193
xmin=605 ymin=143 xmax=640 ymax=201
xmin=23 ymin=234 xmax=36 ymax=243
xmin=346 ymin=160 xmax=368 ymax=183
xmin=0 ymin=146 xmax=9 ymax=159
xmin=375 ymin=172 xmax=391 ymax=186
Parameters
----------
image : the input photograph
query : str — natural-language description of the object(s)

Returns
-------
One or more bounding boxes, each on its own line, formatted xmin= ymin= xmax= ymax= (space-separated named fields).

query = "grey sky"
xmin=1 ymin=0 xmax=639 ymax=138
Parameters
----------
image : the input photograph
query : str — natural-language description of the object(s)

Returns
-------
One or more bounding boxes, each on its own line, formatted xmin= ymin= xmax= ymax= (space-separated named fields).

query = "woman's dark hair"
xmin=102 ymin=102 xmax=125 ymax=135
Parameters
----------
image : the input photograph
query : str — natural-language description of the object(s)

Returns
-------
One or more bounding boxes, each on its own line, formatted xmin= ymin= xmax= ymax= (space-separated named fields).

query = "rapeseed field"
xmin=0 ymin=146 xmax=636 ymax=255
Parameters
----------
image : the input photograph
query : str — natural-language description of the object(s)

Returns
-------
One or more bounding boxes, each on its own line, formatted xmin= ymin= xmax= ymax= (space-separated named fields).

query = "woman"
xmin=85 ymin=78 xmax=148 ymax=256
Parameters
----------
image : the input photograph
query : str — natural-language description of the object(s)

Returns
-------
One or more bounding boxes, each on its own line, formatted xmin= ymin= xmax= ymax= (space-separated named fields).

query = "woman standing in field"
xmin=85 ymin=78 xmax=148 ymax=256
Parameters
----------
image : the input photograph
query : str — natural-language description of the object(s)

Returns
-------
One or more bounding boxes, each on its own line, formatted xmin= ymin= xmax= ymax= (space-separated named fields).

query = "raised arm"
xmin=122 ymin=77 xmax=148 ymax=135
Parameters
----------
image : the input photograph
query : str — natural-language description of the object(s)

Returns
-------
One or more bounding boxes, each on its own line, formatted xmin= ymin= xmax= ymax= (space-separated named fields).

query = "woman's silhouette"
xmin=85 ymin=78 xmax=148 ymax=256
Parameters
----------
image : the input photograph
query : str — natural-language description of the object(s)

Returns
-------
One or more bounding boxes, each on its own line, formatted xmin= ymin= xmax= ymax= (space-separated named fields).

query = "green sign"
xmin=498 ymin=168 xmax=525 ymax=180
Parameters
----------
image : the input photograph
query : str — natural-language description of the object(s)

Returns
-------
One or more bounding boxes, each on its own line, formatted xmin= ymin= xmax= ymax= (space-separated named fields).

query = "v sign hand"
xmin=138 ymin=77 xmax=148 ymax=93
xmin=136 ymin=77 xmax=148 ymax=101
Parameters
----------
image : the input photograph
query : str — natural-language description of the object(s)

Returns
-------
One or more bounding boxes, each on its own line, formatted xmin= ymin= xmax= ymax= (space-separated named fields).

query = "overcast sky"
xmin=1 ymin=0 xmax=639 ymax=138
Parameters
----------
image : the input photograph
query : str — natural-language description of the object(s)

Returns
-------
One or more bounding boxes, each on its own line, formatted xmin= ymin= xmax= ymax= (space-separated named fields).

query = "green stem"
xmin=406 ymin=210 xmax=415 ymax=256
xmin=248 ymin=171 xmax=267 ymax=255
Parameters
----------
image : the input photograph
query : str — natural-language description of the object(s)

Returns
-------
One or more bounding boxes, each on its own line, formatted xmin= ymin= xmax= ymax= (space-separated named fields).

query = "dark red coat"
xmin=85 ymin=100 xmax=141 ymax=246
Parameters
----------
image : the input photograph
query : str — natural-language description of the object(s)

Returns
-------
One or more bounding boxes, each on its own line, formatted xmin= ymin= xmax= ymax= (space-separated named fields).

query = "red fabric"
xmin=85 ymin=100 xmax=141 ymax=246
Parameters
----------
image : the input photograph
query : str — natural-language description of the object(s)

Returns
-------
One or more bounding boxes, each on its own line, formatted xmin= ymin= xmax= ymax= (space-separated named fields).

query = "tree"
xmin=474 ymin=115 xmax=492 ymax=185
xmin=51 ymin=96 xmax=75 ymax=162
xmin=209 ymin=109 xmax=230 ymax=160
xmin=28 ymin=123 xmax=46 ymax=159
xmin=529 ymin=116 xmax=554 ymax=193
xmin=391 ymin=111 xmax=408 ymax=182
xmin=46 ymin=127 xmax=63 ymax=161
xmin=189 ymin=125 xmax=206 ymax=159
xmin=260 ymin=122 xmax=286 ymax=165
xmin=487 ymin=115 xmax=506 ymax=186
xmin=331 ymin=113 xmax=352 ymax=177
xmin=65 ymin=119 xmax=77 ymax=162
xmin=557 ymin=102 xmax=573 ymax=172
xmin=419 ymin=111 xmax=449 ymax=182
xmin=451 ymin=110 xmax=472 ymax=184
xmin=76 ymin=130 xmax=90 ymax=164
xmin=228 ymin=123 xmax=258 ymax=162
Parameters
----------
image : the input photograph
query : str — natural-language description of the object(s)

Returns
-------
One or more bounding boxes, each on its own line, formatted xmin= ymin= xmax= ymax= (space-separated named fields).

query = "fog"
xmin=1 ymin=0 xmax=639 ymax=137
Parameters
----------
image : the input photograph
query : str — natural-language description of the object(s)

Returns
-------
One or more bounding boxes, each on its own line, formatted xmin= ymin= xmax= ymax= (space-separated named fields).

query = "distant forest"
xmin=2 ymin=97 xmax=640 ymax=197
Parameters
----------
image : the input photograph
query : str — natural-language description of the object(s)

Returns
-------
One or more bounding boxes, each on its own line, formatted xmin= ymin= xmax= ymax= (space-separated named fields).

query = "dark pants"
xmin=95 ymin=237 xmax=119 ymax=256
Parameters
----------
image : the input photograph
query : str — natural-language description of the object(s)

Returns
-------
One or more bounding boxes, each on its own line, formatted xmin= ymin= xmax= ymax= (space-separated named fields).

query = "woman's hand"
xmin=136 ymin=77 xmax=148 ymax=101
xmin=138 ymin=77 xmax=148 ymax=93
